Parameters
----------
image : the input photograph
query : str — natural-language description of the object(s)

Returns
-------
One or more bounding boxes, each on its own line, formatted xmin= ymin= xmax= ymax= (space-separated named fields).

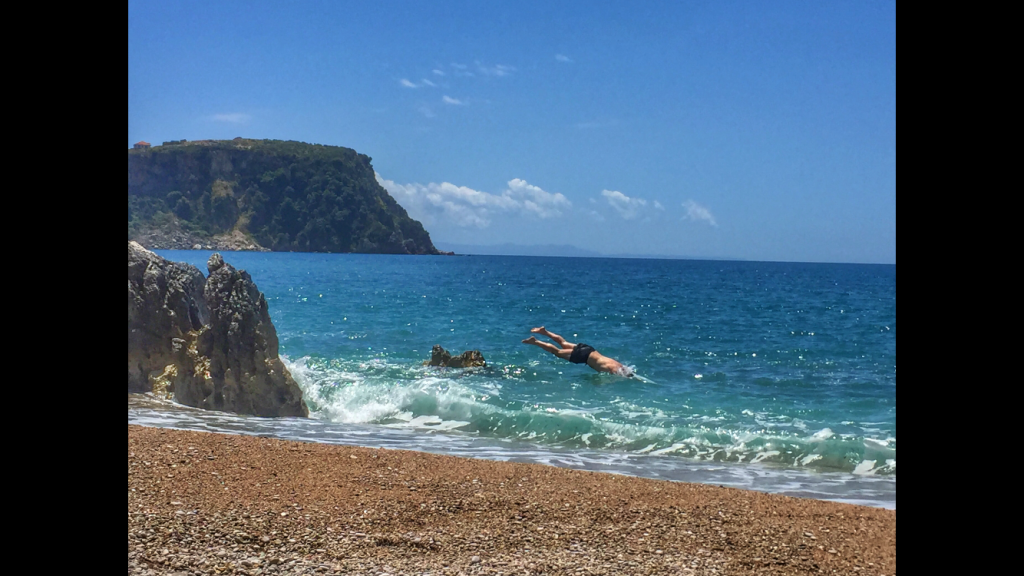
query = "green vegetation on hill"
xmin=128 ymin=138 xmax=440 ymax=254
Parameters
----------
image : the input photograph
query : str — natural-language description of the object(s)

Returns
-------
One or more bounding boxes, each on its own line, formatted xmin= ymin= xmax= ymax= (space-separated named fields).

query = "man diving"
xmin=522 ymin=326 xmax=634 ymax=377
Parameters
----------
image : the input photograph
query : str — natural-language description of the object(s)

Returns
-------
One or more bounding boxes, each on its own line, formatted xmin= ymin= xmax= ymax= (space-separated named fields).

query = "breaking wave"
xmin=285 ymin=356 xmax=896 ymax=476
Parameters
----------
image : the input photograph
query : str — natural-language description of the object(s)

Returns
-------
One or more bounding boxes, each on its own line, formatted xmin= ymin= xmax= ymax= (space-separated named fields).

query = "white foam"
xmin=396 ymin=415 xmax=471 ymax=431
xmin=751 ymin=450 xmax=780 ymax=463
xmin=800 ymin=454 xmax=823 ymax=466
xmin=284 ymin=355 xmax=488 ymax=426
xmin=614 ymin=365 xmax=637 ymax=378
xmin=407 ymin=415 xmax=441 ymax=426
xmin=651 ymin=443 xmax=689 ymax=456
xmin=852 ymin=460 xmax=877 ymax=475
xmin=809 ymin=428 xmax=834 ymax=441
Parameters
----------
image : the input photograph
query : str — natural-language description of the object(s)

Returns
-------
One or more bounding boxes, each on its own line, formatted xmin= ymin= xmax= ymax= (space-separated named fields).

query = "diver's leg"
xmin=522 ymin=337 xmax=573 ymax=359
xmin=530 ymin=326 xmax=575 ymax=349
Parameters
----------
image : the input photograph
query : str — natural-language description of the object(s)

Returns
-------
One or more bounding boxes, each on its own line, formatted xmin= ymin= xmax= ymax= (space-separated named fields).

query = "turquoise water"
xmin=131 ymin=252 xmax=895 ymax=507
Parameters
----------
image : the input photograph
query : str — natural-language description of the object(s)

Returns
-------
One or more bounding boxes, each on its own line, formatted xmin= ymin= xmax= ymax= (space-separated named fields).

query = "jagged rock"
xmin=424 ymin=345 xmax=486 ymax=368
xmin=425 ymin=345 xmax=452 ymax=367
xmin=127 ymin=241 xmax=307 ymax=417
xmin=128 ymin=242 xmax=208 ymax=394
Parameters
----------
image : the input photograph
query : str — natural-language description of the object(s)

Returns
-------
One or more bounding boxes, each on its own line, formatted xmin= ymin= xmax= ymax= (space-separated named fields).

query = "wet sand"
xmin=128 ymin=425 xmax=895 ymax=575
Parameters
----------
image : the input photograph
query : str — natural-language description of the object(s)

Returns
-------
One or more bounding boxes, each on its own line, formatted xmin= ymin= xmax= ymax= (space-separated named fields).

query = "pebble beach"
xmin=128 ymin=425 xmax=896 ymax=575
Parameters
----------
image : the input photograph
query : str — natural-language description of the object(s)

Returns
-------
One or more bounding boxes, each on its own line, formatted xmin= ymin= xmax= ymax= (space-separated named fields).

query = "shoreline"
xmin=129 ymin=394 xmax=895 ymax=511
xmin=128 ymin=425 xmax=895 ymax=575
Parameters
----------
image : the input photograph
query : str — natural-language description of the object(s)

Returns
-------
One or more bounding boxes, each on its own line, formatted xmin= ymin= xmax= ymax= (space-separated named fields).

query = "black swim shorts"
xmin=569 ymin=343 xmax=595 ymax=364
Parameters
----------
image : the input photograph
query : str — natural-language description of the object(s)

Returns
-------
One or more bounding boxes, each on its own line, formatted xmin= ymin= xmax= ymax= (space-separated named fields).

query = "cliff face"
xmin=128 ymin=138 xmax=441 ymax=255
xmin=128 ymin=241 xmax=308 ymax=417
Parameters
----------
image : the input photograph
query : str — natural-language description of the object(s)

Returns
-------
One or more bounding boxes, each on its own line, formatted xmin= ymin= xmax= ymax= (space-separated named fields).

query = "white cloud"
xmin=418 ymin=105 xmax=435 ymax=118
xmin=477 ymin=62 xmax=516 ymax=77
xmin=654 ymin=200 xmax=665 ymax=210
xmin=601 ymin=190 xmax=649 ymax=220
xmin=682 ymin=200 xmax=717 ymax=226
xmin=506 ymin=179 xmax=570 ymax=218
xmin=555 ymin=54 xmax=573 ymax=63
xmin=432 ymin=69 xmax=445 ymax=76
xmin=442 ymin=95 xmax=465 ymax=105
xmin=450 ymin=63 xmax=474 ymax=77
xmin=376 ymin=174 xmax=571 ymax=228
xmin=211 ymin=113 xmax=251 ymax=124
xmin=400 ymin=78 xmax=418 ymax=88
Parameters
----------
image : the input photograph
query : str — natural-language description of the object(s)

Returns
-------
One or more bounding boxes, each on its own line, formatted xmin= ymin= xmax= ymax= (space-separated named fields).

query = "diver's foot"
xmin=530 ymin=326 xmax=546 ymax=334
xmin=522 ymin=337 xmax=538 ymax=344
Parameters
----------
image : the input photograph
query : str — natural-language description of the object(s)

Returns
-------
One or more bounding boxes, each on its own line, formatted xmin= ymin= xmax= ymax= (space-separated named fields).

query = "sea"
xmin=128 ymin=252 xmax=896 ymax=509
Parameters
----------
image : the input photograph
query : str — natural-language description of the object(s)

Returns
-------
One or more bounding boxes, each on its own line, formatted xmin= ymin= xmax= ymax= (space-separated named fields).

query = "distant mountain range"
xmin=435 ymin=243 xmax=603 ymax=258
xmin=435 ymin=242 xmax=744 ymax=260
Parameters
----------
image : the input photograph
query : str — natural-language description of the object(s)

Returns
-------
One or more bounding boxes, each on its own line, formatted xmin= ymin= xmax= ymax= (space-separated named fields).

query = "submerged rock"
xmin=128 ymin=241 xmax=307 ymax=417
xmin=424 ymin=345 xmax=486 ymax=368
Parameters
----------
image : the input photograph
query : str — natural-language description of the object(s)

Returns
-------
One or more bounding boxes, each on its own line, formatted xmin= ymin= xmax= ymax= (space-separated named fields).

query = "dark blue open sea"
xmin=129 ymin=252 xmax=896 ymax=509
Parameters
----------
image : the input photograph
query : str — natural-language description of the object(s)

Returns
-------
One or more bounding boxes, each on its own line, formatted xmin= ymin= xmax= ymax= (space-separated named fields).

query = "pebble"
xmin=128 ymin=425 xmax=896 ymax=576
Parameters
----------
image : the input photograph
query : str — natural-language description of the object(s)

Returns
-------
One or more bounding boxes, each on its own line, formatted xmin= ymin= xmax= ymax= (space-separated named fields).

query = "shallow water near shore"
xmin=128 ymin=394 xmax=894 ymax=509
xmin=131 ymin=251 xmax=895 ymax=509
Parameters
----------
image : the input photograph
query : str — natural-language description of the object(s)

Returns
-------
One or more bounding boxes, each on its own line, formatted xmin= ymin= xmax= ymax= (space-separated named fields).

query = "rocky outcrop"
xmin=130 ymin=223 xmax=271 ymax=252
xmin=424 ymin=345 xmax=486 ymax=368
xmin=127 ymin=242 xmax=208 ymax=395
xmin=128 ymin=241 xmax=307 ymax=417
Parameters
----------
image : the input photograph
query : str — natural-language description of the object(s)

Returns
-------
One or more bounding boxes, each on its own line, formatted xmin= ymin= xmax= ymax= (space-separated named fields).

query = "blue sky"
xmin=128 ymin=1 xmax=896 ymax=263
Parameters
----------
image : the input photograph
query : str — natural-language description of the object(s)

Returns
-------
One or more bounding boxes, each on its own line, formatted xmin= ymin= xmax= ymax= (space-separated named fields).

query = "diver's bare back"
xmin=583 ymin=350 xmax=625 ymax=374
